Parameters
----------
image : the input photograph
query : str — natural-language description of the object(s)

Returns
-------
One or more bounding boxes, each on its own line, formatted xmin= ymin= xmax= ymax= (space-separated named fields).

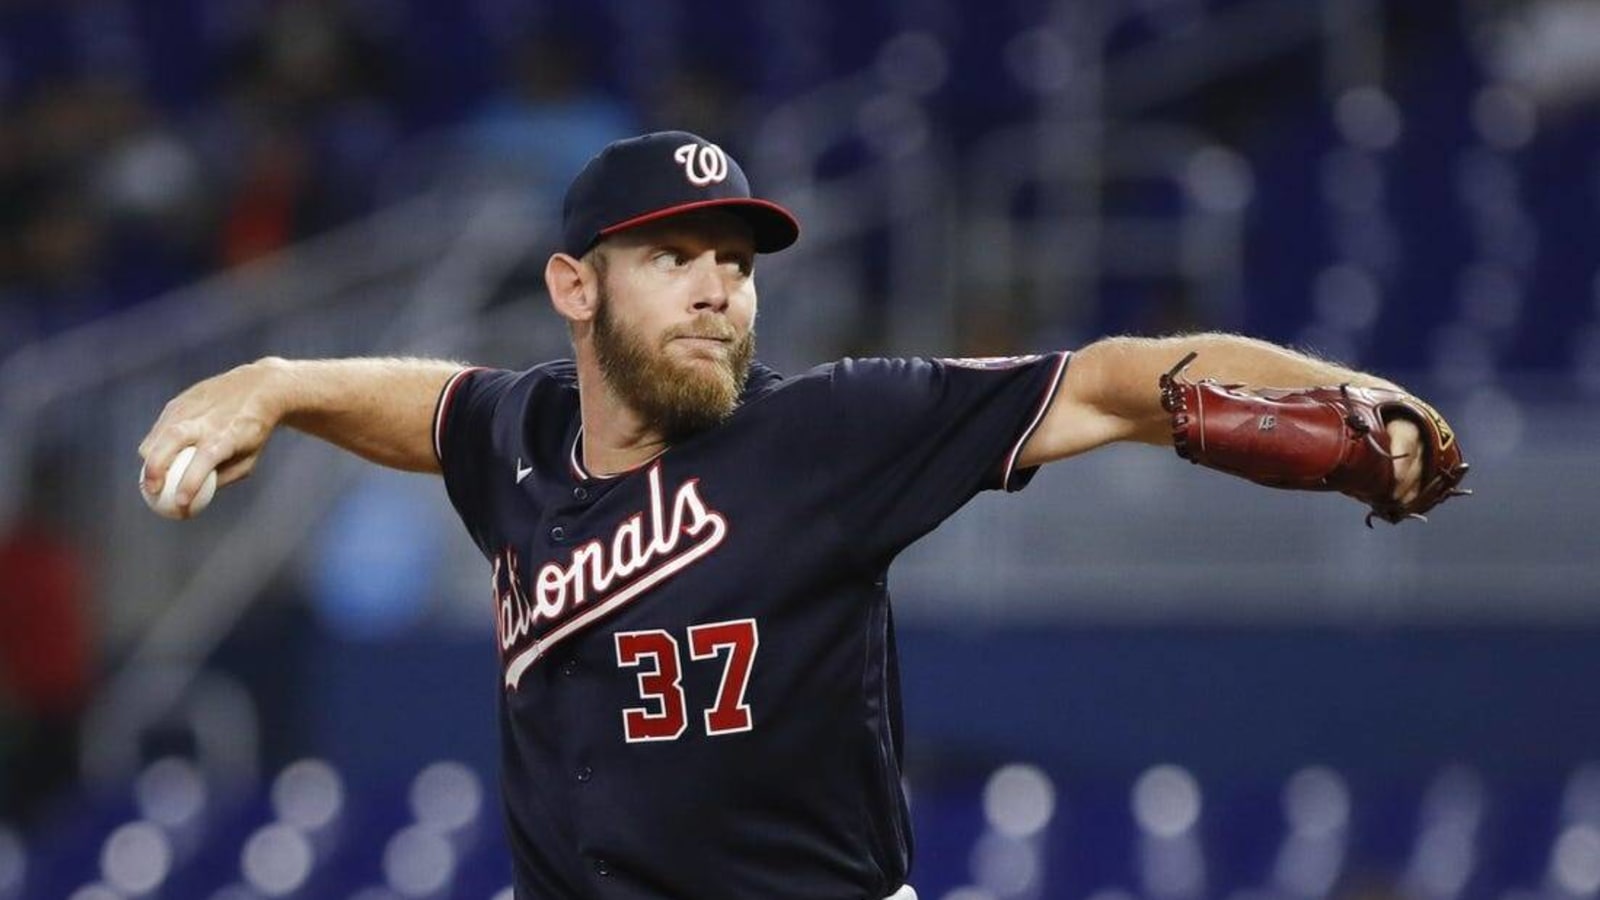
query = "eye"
xmin=722 ymin=256 xmax=754 ymax=277
xmin=652 ymin=249 xmax=689 ymax=270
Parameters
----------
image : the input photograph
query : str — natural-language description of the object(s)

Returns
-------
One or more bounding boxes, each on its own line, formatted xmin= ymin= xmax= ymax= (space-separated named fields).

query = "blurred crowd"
xmin=6 ymin=1 xmax=1599 ymax=370
xmin=3 ymin=1 xmax=384 ymax=358
xmin=0 ymin=0 xmax=776 ymax=363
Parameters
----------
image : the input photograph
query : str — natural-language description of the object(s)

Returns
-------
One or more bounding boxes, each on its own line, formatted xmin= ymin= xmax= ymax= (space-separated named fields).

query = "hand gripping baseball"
xmin=1158 ymin=352 xmax=1471 ymax=526
xmin=137 ymin=361 xmax=285 ymax=516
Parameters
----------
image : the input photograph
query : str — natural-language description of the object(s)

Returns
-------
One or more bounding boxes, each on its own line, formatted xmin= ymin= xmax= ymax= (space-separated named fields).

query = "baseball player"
xmin=138 ymin=131 xmax=1468 ymax=899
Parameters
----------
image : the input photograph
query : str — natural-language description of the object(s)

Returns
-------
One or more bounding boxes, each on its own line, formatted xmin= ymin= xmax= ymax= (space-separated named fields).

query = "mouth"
xmin=671 ymin=335 xmax=732 ymax=352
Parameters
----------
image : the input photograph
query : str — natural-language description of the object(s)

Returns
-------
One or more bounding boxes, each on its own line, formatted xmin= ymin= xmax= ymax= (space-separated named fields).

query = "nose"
xmin=689 ymin=253 xmax=730 ymax=313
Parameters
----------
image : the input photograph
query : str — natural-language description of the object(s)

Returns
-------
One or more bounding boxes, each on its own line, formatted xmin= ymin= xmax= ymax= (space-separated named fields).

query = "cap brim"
xmin=598 ymin=198 xmax=800 ymax=254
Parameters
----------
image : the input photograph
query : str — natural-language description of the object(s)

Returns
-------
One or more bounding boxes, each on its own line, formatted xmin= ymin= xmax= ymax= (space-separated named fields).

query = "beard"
xmin=592 ymin=286 xmax=755 ymax=442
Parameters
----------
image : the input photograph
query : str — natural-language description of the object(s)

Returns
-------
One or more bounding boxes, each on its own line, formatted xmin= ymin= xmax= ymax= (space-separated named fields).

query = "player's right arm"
xmin=138 ymin=356 xmax=466 ymax=510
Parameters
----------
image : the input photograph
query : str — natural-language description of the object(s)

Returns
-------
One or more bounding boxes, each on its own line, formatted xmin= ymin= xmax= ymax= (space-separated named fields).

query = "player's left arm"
xmin=1018 ymin=333 xmax=1429 ymax=504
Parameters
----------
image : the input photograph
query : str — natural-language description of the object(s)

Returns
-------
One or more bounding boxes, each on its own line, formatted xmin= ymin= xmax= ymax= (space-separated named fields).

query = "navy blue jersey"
xmin=433 ymin=352 xmax=1070 ymax=899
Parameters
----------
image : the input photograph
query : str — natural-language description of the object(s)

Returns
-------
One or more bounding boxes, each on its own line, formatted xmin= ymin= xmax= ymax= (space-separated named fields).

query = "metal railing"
xmin=1 ymin=189 xmax=545 ymax=782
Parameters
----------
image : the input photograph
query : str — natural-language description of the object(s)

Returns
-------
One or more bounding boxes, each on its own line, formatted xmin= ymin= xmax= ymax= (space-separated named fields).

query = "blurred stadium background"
xmin=2 ymin=0 xmax=1598 ymax=897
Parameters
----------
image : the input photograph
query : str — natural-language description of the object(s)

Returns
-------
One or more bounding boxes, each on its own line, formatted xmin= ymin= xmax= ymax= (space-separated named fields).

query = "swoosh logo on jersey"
xmin=493 ymin=463 xmax=728 ymax=689
xmin=515 ymin=459 xmax=533 ymax=483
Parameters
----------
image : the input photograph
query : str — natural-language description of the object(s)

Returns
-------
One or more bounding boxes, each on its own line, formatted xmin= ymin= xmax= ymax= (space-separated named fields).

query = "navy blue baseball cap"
xmin=561 ymin=131 xmax=800 ymax=257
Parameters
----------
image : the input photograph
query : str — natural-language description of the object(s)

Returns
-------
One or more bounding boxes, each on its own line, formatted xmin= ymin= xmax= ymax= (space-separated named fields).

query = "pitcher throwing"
xmin=139 ymin=131 xmax=1467 ymax=899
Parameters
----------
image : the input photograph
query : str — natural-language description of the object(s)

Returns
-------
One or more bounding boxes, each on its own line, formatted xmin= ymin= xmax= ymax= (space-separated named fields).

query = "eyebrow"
xmin=648 ymin=239 xmax=755 ymax=263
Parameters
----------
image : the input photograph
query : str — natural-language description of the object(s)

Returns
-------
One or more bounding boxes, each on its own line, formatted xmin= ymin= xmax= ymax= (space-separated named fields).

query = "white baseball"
xmin=141 ymin=445 xmax=218 ymax=519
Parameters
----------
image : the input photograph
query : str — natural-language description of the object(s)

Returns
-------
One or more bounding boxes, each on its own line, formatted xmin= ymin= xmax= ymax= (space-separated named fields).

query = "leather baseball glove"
xmin=1158 ymin=352 xmax=1471 ymax=526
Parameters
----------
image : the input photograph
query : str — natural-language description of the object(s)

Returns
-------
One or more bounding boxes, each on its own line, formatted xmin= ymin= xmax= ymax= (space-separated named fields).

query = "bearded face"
xmin=592 ymin=278 xmax=755 ymax=441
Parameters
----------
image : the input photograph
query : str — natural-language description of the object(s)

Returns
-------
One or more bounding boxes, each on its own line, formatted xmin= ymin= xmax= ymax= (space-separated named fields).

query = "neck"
xmin=575 ymin=352 xmax=669 ymax=476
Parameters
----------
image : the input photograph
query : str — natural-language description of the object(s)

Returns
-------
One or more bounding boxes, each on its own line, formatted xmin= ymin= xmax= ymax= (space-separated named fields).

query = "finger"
xmin=1385 ymin=418 xmax=1420 ymax=455
xmin=1390 ymin=443 xmax=1421 ymax=497
xmin=1398 ymin=461 xmax=1423 ymax=505
xmin=175 ymin=437 xmax=233 ymax=507
xmin=141 ymin=386 xmax=205 ymax=456
xmin=207 ymin=418 xmax=269 ymax=488
xmin=138 ymin=401 xmax=172 ymax=461
xmin=214 ymin=454 xmax=257 ymax=488
xmin=139 ymin=396 xmax=182 ymax=458
xmin=1384 ymin=419 xmax=1421 ymax=501
xmin=140 ymin=420 xmax=202 ymax=494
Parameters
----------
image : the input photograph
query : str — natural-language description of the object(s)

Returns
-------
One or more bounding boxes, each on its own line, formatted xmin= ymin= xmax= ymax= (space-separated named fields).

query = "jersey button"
xmin=572 ymin=486 xmax=589 ymax=502
xmin=561 ymin=660 xmax=577 ymax=676
xmin=576 ymin=766 xmax=592 ymax=782
xmin=593 ymin=857 xmax=610 ymax=876
xmin=549 ymin=525 xmax=566 ymax=542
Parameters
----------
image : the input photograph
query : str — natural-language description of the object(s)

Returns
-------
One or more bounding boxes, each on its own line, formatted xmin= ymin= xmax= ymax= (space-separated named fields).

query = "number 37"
xmin=613 ymin=618 xmax=759 ymax=743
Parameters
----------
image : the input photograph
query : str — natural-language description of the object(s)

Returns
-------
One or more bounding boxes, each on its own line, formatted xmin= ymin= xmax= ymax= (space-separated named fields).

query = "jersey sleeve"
xmin=824 ymin=352 xmax=1070 ymax=562
xmin=431 ymin=366 xmax=523 ymax=554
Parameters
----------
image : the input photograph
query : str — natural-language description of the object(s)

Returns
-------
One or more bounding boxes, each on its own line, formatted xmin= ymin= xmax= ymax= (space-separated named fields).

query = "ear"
xmin=546 ymin=252 xmax=598 ymax=323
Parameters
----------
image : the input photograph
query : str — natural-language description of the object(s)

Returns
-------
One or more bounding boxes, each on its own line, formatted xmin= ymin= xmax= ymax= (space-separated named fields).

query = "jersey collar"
xmin=569 ymin=427 xmax=668 ymax=482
